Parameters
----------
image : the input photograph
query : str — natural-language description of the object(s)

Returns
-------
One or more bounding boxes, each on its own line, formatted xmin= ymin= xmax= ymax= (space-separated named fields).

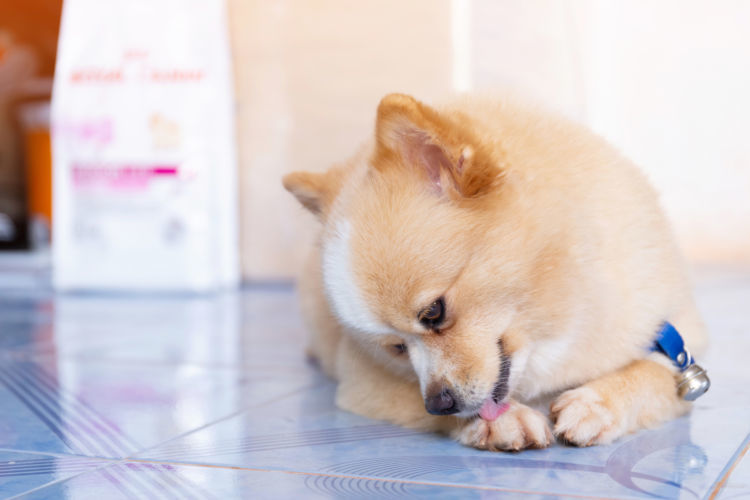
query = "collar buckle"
xmin=653 ymin=322 xmax=710 ymax=401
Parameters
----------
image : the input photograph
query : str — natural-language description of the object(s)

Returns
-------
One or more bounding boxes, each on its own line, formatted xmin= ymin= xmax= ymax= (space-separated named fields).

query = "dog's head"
xmin=284 ymin=94 xmax=541 ymax=418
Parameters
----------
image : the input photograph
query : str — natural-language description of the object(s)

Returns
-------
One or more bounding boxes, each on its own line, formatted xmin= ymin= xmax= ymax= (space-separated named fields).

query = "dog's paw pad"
xmin=550 ymin=387 xmax=620 ymax=446
xmin=453 ymin=403 xmax=552 ymax=451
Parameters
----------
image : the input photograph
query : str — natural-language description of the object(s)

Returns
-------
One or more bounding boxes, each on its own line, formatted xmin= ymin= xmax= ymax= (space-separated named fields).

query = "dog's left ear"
xmin=282 ymin=167 xmax=344 ymax=219
xmin=374 ymin=93 xmax=500 ymax=197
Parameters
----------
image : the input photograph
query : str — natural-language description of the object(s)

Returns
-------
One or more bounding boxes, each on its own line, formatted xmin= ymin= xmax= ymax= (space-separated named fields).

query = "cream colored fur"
xmin=283 ymin=93 xmax=708 ymax=450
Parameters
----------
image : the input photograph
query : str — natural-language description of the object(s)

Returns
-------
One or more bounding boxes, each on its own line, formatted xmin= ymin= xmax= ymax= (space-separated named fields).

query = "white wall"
xmin=229 ymin=0 xmax=750 ymax=279
xmin=571 ymin=1 xmax=750 ymax=263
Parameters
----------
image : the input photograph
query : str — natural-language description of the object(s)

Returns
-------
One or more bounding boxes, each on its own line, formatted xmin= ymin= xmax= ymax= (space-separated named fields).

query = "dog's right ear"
xmin=282 ymin=169 xmax=341 ymax=218
xmin=374 ymin=93 xmax=501 ymax=198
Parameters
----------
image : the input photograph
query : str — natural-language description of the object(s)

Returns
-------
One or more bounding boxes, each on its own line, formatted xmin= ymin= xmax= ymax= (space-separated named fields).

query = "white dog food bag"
xmin=52 ymin=0 xmax=239 ymax=291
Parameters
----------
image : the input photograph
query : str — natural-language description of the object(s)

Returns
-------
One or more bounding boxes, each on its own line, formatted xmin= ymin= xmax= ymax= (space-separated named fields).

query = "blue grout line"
xmin=32 ymin=367 xmax=142 ymax=454
xmin=122 ymin=380 xmax=327 ymax=462
xmin=98 ymin=466 xmax=142 ymax=500
xmin=4 ymin=367 xmax=114 ymax=458
xmin=5 ymin=462 xmax=119 ymax=500
xmin=10 ymin=367 xmax=122 ymax=458
xmin=0 ymin=368 xmax=85 ymax=455
xmin=704 ymin=429 xmax=750 ymax=500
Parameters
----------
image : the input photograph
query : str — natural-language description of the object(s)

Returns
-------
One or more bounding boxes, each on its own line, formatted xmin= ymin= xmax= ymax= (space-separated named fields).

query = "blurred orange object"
xmin=19 ymin=101 xmax=52 ymax=240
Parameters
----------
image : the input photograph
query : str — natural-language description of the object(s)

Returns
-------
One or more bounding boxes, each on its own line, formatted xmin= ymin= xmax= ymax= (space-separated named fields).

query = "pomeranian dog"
xmin=283 ymin=93 xmax=708 ymax=450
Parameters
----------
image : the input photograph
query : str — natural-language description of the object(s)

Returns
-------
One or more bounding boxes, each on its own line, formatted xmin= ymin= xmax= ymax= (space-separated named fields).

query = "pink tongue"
xmin=479 ymin=399 xmax=510 ymax=421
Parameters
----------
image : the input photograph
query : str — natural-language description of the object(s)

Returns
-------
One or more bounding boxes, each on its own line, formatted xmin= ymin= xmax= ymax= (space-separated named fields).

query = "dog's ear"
xmin=374 ymin=93 xmax=500 ymax=197
xmin=282 ymin=169 xmax=343 ymax=218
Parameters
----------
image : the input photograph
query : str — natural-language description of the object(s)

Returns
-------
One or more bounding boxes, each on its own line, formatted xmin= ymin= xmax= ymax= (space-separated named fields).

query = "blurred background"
xmin=1 ymin=0 xmax=749 ymax=291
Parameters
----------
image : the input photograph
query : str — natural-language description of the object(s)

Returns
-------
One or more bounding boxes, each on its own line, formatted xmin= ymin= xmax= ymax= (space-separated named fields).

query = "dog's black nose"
xmin=425 ymin=387 xmax=460 ymax=415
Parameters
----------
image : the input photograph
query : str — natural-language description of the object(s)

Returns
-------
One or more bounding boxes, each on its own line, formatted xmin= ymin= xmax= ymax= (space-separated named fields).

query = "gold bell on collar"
xmin=677 ymin=363 xmax=711 ymax=401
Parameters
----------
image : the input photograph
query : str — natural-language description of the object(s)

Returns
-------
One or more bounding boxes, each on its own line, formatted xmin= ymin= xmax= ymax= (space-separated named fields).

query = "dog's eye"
xmin=418 ymin=297 xmax=445 ymax=329
xmin=390 ymin=343 xmax=407 ymax=355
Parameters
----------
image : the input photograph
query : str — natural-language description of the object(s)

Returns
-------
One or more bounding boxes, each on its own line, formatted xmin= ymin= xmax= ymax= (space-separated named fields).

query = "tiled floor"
xmin=0 ymin=268 xmax=748 ymax=499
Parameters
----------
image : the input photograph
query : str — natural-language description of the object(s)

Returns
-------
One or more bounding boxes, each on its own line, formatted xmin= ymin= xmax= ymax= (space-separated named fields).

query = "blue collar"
xmin=652 ymin=321 xmax=710 ymax=401
xmin=651 ymin=321 xmax=694 ymax=371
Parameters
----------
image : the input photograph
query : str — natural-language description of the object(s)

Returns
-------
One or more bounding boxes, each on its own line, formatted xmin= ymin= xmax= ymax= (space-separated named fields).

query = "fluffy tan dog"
xmin=283 ymin=93 xmax=708 ymax=450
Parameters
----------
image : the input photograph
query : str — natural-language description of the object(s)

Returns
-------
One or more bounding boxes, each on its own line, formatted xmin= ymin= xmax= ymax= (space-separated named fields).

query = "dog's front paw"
xmin=550 ymin=387 xmax=623 ymax=446
xmin=452 ymin=402 xmax=552 ymax=451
